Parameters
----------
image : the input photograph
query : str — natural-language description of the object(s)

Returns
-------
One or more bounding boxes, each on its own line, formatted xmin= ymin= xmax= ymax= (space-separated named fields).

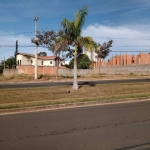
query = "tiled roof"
xmin=17 ymin=53 xmax=57 ymax=60
xmin=38 ymin=56 xmax=56 ymax=60
xmin=17 ymin=53 xmax=35 ymax=57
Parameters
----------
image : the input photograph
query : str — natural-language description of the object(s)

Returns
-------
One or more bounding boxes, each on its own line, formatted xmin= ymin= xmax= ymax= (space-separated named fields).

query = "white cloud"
xmin=0 ymin=32 xmax=53 ymax=59
xmin=82 ymin=24 xmax=150 ymax=58
xmin=1 ymin=23 xmax=150 ymax=60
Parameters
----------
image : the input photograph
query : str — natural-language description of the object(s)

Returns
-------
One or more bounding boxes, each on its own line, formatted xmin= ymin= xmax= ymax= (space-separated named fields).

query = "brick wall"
xmin=17 ymin=65 xmax=57 ymax=75
xmin=3 ymin=64 xmax=150 ymax=76
xmin=96 ymin=53 xmax=150 ymax=66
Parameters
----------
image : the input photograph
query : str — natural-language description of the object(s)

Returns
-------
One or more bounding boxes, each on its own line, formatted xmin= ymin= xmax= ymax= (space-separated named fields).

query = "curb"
xmin=0 ymin=98 xmax=150 ymax=115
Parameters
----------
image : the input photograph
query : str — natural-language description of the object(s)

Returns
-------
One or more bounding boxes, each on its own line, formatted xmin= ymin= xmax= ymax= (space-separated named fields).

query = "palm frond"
xmin=74 ymin=6 xmax=88 ymax=30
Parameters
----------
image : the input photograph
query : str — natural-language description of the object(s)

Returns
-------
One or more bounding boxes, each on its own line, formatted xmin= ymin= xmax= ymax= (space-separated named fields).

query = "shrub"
xmin=68 ymin=54 xmax=91 ymax=69
xmin=37 ymin=74 xmax=43 ymax=79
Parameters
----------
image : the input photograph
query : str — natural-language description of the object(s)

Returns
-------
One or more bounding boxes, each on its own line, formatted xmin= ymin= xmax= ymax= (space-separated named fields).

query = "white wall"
xmin=43 ymin=60 xmax=55 ymax=66
xmin=17 ymin=54 xmax=32 ymax=65
xmin=17 ymin=54 xmax=56 ymax=66
xmin=32 ymin=58 xmax=55 ymax=66
xmin=83 ymin=50 xmax=98 ymax=62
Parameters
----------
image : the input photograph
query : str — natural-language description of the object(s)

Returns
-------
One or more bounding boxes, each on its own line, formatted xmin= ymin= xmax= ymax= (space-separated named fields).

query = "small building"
xmin=83 ymin=50 xmax=98 ymax=62
xmin=16 ymin=53 xmax=59 ymax=67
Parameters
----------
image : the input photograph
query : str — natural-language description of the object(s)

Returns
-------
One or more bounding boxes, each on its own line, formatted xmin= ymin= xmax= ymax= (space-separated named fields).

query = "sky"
xmin=1 ymin=0 xmax=150 ymax=61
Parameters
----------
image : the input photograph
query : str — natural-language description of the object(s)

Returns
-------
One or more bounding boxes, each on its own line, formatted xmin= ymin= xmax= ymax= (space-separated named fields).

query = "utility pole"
xmin=34 ymin=16 xmax=39 ymax=80
xmin=14 ymin=40 xmax=18 ymax=69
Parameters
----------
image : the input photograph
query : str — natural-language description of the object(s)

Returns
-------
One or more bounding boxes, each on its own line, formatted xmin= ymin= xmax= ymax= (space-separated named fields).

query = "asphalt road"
xmin=0 ymin=101 xmax=150 ymax=150
xmin=0 ymin=78 xmax=150 ymax=88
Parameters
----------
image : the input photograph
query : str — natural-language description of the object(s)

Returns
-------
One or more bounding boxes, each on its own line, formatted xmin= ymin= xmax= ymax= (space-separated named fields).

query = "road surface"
xmin=0 ymin=78 xmax=150 ymax=89
xmin=0 ymin=100 xmax=150 ymax=150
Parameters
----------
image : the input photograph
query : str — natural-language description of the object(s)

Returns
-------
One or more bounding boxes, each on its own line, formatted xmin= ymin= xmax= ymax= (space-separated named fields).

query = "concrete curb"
xmin=0 ymin=98 xmax=150 ymax=115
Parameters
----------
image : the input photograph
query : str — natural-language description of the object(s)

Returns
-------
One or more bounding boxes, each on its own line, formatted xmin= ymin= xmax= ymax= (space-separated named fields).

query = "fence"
xmin=3 ymin=65 xmax=57 ymax=76
xmin=3 ymin=64 xmax=150 ymax=76
xmin=3 ymin=52 xmax=150 ymax=76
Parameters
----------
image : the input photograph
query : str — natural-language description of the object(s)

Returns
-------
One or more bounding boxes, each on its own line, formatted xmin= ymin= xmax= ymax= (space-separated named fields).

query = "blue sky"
xmin=1 ymin=0 xmax=150 ymax=60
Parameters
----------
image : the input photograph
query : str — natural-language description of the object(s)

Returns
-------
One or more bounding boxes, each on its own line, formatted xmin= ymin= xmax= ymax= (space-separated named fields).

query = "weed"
xmin=37 ymin=74 xmax=43 ymax=79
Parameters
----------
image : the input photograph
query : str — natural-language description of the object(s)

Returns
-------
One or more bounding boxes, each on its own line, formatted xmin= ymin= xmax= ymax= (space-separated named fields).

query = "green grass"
xmin=0 ymin=82 xmax=150 ymax=110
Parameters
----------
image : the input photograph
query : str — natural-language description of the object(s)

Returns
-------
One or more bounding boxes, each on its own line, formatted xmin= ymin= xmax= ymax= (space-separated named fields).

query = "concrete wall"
xmin=94 ymin=64 xmax=150 ymax=75
xmin=3 ymin=69 xmax=18 ymax=76
xmin=3 ymin=64 xmax=150 ymax=76
xmin=58 ymin=68 xmax=93 ymax=76
xmin=59 ymin=64 xmax=150 ymax=76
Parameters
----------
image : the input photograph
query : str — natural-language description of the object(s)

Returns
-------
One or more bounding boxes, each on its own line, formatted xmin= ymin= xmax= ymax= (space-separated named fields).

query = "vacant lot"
xmin=0 ymin=82 xmax=150 ymax=110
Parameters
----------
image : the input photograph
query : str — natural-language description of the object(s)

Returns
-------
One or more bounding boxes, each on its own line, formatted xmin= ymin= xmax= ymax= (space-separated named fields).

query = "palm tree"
xmin=82 ymin=36 xmax=97 ymax=62
xmin=61 ymin=6 xmax=88 ymax=90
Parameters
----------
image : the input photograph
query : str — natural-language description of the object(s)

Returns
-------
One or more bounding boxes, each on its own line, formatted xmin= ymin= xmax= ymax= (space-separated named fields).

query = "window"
xmin=41 ymin=61 xmax=43 ymax=65
xmin=50 ymin=61 xmax=52 ymax=64
xmin=20 ymin=60 xmax=21 ymax=65
xmin=132 ymin=60 xmax=134 ymax=64
xmin=18 ymin=60 xmax=19 ymax=65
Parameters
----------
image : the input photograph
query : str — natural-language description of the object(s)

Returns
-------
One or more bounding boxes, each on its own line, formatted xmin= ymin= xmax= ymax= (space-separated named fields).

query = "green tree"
xmin=37 ymin=52 xmax=47 ymax=56
xmin=31 ymin=30 xmax=69 ymax=80
xmin=0 ymin=60 xmax=4 ymax=74
xmin=5 ymin=56 xmax=16 ymax=68
xmin=95 ymin=40 xmax=113 ymax=74
xmin=69 ymin=54 xmax=91 ymax=69
xmin=96 ymin=40 xmax=113 ymax=59
xmin=61 ymin=6 xmax=88 ymax=90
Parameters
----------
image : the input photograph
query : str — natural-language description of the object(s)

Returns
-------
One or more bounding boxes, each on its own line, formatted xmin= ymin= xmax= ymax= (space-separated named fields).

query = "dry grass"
xmin=0 ymin=73 xmax=150 ymax=83
xmin=0 ymin=82 xmax=150 ymax=109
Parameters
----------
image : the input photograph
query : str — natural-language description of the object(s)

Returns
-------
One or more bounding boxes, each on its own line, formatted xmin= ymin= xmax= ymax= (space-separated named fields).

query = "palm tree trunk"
xmin=55 ymin=51 xmax=62 ymax=80
xmin=99 ymin=58 xmax=101 ymax=75
xmin=73 ymin=46 xmax=78 ymax=90
xmin=56 ymin=59 xmax=58 ymax=80
xmin=55 ymin=53 xmax=59 ymax=80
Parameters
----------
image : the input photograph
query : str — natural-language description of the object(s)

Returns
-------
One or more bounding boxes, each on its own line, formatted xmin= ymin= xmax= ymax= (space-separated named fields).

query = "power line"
xmin=0 ymin=32 xmax=32 ymax=36
xmin=0 ymin=45 xmax=48 ymax=48
xmin=0 ymin=44 xmax=150 ymax=49
xmin=0 ymin=44 xmax=150 ymax=47
xmin=1 ymin=31 xmax=150 ymax=41
xmin=91 ymin=37 xmax=150 ymax=40
xmin=111 ymin=50 xmax=150 ymax=52
xmin=113 ymin=45 xmax=150 ymax=47
xmin=1 ymin=31 xmax=150 ymax=40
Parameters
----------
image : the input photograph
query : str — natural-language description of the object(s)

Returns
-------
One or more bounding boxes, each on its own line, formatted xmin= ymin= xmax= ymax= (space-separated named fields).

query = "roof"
xmin=17 ymin=53 xmax=57 ymax=60
xmin=38 ymin=56 xmax=56 ymax=60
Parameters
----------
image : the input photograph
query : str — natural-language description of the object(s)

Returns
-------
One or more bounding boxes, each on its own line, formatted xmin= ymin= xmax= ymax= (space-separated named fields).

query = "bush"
xmin=68 ymin=54 xmax=91 ymax=69
xmin=0 ymin=66 xmax=3 ymax=74
xmin=37 ymin=74 xmax=43 ymax=79
xmin=42 ymin=74 xmax=52 ymax=79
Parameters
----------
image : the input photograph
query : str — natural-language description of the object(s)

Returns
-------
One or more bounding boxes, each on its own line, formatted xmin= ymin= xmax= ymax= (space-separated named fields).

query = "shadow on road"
xmin=79 ymin=82 xmax=95 ymax=89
